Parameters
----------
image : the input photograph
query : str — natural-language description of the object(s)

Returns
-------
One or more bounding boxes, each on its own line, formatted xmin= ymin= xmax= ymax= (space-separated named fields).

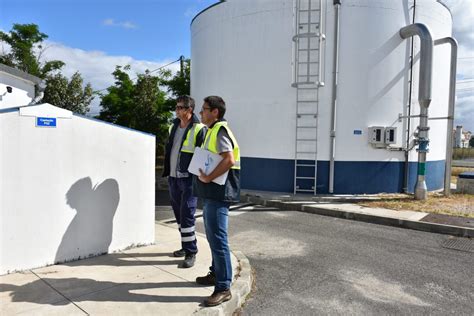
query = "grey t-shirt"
xmin=169 ymin=126 xmax=187 ymax=178
xmin=216 ymin=127 xmax=233 ymax=154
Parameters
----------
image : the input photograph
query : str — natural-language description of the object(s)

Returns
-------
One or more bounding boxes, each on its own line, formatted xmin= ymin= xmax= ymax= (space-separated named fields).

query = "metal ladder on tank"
xmin=292 ymin=0 xmax=325 ymax=195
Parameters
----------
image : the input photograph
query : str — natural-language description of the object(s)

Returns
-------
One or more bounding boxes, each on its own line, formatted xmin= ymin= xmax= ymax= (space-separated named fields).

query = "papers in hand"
xmin=188 ymin=147 xmax=229 ymax=185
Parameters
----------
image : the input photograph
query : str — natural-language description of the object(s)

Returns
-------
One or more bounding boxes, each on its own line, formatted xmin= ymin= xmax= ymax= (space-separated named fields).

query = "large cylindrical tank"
xmin=191 ymin=0 xmax=452 ymax=194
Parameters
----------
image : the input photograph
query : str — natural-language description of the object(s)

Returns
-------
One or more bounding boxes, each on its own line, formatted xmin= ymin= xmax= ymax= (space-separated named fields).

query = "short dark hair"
xmin=176 ymin=95 xmax=195 ymax=111
xmin=204 ymin=96 xmax=226 ymax=119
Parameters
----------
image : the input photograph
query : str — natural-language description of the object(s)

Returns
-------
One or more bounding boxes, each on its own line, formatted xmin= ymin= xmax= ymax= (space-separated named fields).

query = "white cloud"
xmin=443 ymin=0 xmax=474 ymax=131
xmin=102 ymin=18 xmax=137 ymax=29
xmin=454 ymin=95 xmax=474 ymax=132
xmin=39 ymin=40 xmax=180 ymax=115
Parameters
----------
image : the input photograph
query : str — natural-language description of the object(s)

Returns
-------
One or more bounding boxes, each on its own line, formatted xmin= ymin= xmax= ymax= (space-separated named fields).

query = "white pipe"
xmin=399 ymin=23 xmax=434 ymax=200
xmin=329 ymin=0 xmax=341 ymax=193
xmin=434 ymin=37 xmax=458 ymax=196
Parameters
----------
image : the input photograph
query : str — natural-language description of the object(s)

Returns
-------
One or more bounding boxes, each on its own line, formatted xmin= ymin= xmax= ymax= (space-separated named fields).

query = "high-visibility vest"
xmin=169 ymin=123 xmax=205 ymax=153
xmin=181 ymin=123 xmax=205 ymax=153
xmin=202 ymin=121 xmax=240 ymax=170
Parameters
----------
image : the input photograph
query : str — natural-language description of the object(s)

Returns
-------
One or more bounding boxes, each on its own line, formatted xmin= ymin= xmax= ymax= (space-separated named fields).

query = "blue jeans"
xmin=203 ymin=198 xmax=232 ymax=291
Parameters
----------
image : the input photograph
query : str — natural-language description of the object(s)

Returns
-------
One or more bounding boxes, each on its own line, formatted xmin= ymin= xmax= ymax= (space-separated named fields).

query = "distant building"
xmin=454 ymin=126 xmax=472 ymax=148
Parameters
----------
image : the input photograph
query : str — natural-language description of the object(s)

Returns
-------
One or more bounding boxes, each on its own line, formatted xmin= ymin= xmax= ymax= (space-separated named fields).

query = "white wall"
xmin=0 ymin=104 xmax=156 ymax=274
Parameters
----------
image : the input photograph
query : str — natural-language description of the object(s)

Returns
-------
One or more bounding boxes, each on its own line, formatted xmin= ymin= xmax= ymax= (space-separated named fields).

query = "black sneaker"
xmin=196 ymin=271 xmax=216 ymax=286
xmin=182 ymin=253 xmax=196 ymax=268
xmin=173 ymin=249 xmax=186 ymax=257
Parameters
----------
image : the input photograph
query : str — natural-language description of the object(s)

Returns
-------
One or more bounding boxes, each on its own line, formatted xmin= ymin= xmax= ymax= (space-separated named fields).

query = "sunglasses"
xmin=175 ymin=105 xmax=188 ymax=111
xmin=200 ymin=106 xmax=211 ymax=112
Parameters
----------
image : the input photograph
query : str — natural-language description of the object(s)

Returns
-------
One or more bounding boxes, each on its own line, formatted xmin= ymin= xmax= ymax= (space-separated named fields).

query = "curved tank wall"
xmin=191 ymin=0 xmax=452 ymax=194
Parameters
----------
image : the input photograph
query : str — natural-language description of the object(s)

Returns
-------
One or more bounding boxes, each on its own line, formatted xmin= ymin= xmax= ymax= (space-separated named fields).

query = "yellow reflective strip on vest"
xmin=193 ymin=123 xmax=205 ymax=145
xmin=181 ymin=123 xmax=204 ymax=153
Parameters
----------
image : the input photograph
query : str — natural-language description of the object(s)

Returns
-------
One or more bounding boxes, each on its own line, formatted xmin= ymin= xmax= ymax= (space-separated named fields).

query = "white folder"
xmin=188 ymin=147 xmax=229 ymax=185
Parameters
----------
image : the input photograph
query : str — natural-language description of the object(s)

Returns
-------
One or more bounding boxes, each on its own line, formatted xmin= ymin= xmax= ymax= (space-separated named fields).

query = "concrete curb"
xmin=241 ymin=194 xmax=474 ymax=238
xmin=194 ymin=251 xmax=253 ymax=316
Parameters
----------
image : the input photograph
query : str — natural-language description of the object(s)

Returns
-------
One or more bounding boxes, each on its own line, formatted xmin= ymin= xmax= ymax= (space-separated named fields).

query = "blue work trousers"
xmin=168 ymin=176 xmax=197 ymax=254
xmin=203 ymin=198 xmax=232 ymax=291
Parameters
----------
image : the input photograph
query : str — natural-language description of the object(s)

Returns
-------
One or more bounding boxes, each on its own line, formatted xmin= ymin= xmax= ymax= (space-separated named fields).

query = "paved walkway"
xmin=0 ymin=223 xmax=251 ymax=315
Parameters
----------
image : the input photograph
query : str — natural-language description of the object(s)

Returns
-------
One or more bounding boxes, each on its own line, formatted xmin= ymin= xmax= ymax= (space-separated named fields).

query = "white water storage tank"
xmin=191 ymin=0 xmax=452 ymax=194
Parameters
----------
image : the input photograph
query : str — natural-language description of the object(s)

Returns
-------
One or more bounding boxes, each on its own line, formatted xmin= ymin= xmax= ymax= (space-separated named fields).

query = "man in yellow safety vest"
xmin=163 ymin=95 xmax=206 ymax=268
xmin=193 ymin=96 xmax=241 ymax=307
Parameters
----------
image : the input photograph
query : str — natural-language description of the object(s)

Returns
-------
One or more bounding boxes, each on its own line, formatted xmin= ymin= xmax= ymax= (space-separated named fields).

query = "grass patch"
xmin=356 ymin=193 xmax=474 ymax=218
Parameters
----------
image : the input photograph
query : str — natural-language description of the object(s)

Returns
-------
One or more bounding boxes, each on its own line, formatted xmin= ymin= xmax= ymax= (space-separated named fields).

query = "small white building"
xmin=0 ymin=65 xmax=156 ymax=274
xmin=0 ymin=64 xmax=44 ymax=109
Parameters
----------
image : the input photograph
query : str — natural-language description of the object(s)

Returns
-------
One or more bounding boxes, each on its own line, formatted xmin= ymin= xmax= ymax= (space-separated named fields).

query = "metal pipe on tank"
xmin=403 ymin=0 xmax=416 ymax=194
xmin=329 ymin=0 xmax=341 ymax=194
xmin=434 ymin=37 xmax=458 ymax=196
xmin=399 ymin=23 xmax=434 ymax=200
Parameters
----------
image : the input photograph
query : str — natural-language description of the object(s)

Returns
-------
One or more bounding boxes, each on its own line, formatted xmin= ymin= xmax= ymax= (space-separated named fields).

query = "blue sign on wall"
xmin=353 ymin=130 xmax=362 ymax=135
xmin=36 ymin=117 xmax=57 ymax=127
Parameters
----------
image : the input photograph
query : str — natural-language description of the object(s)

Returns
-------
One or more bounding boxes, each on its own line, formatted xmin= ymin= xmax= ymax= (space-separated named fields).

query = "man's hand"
xmin=198 ymin=168 xmax=212 ymax=183
xmin=198 ymin=152 xmax=234 ymax=184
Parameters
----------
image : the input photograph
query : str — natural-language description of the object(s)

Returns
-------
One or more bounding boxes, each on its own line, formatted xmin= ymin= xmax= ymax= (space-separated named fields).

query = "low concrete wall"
xmin=0 ymin=104 xmax=156 ymax=274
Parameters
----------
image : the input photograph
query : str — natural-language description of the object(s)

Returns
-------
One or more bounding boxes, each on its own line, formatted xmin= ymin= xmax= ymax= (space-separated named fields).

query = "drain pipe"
xmin=434 ymin=37 xmax=458 ymax=196
xmin=329 ymin=0 xmax=341 ymax=194
xmin=399 ymin=23 xmax=434 ymax=200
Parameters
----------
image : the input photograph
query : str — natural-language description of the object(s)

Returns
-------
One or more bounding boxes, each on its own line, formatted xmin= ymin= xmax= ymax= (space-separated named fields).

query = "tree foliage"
xmin=166 ymin=58 xmax=190 ymax=98
xmin=99 ymin=66 xmax=171 ymax=148
xmin=0 ymin=23 xmax=93 ymax=112
xmin=0 ymin=23 xmax=64 ymax=78
xmin=42 ymin=72 xmax=94 ymax=114
xmin=162 ymin=58 xmax=191 ymax=111
xmin=469 ymin=136 xmax=474 ymax=148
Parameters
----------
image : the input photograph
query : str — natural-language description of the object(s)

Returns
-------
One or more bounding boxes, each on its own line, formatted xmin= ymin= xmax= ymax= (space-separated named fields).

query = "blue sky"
xmin=0 ymin=0 xmax=473 ymax=131
xmin=0 ymin=0 xmax=216 ymax=61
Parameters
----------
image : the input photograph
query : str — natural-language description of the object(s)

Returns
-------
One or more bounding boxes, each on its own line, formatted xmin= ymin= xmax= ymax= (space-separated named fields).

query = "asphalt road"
xmin=155 ymin=196 xmax=474 ymax=315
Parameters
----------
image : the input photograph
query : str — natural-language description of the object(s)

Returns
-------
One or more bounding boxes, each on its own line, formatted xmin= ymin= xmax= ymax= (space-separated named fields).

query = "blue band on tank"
xmin=240 ymin=157 xmax=445 ymax=194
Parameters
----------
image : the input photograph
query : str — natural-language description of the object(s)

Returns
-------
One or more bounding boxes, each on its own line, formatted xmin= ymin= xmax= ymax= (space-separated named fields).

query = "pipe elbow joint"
xmin=399 ymin=23 xmax=432 ymax=42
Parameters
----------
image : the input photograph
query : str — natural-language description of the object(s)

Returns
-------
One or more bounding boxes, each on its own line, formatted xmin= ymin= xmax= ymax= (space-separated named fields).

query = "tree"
xmin=469 ymin=136 xmax=474 ymax=148
xmin=162 ymin=58 xmax=191 ymax=111
xmin=1 ymin=23 xmax=94 ymax=112
xmin=42 ymin=72 xmax=94 ymax=114
xmin=0 ymin=23 xmax=64 ymax=78
xmin=99 ymin=66 xmax=171 ymax=150
xmin=165 ymin=58 xmax=190 ymax=98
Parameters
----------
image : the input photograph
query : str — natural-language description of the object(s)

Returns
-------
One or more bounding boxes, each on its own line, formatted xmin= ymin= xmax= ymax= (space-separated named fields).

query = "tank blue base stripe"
xmin=240 ymin=157 xmax=445 ymax=194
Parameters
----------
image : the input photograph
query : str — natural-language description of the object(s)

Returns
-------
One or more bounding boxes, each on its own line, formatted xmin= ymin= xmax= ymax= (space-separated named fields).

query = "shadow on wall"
xmin=55 ymin=177 xmax=120 ymax=263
